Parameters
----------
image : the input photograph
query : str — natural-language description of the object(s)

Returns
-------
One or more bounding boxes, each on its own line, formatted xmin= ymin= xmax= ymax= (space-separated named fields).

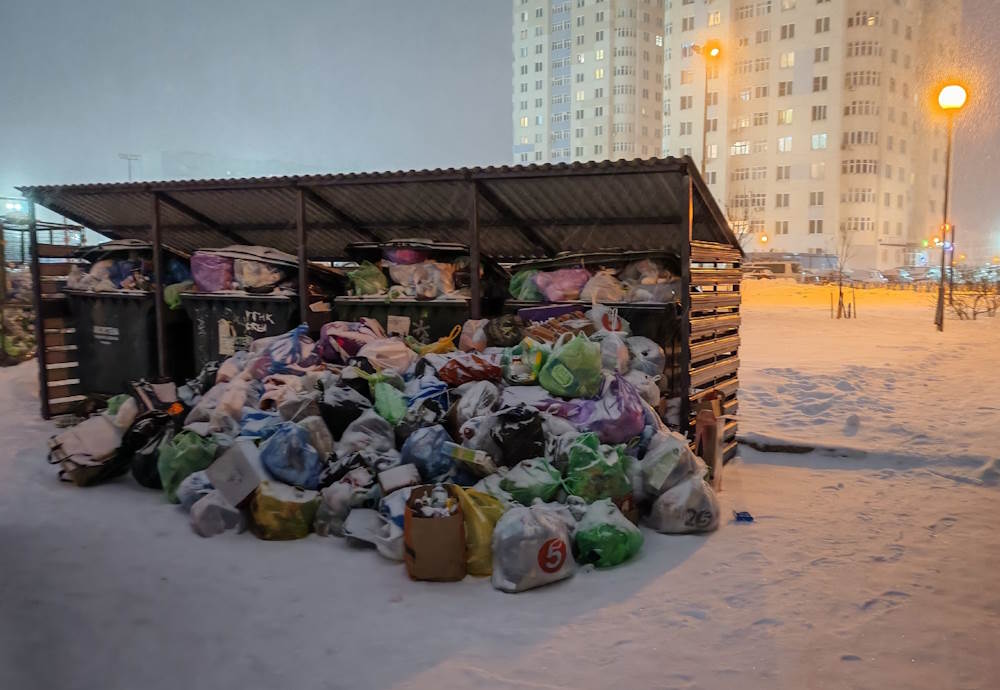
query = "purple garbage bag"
xmin=191 ymin=252 xmax=234 ymax=292
xmin=532 ymin=268 xmax=591 ymax=302
xmin=533 ymin=374 xmax=645 ymax=445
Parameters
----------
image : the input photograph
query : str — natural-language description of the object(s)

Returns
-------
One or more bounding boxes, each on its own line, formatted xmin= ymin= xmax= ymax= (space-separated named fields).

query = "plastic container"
xmin=180 ymin=293 xmax=300 ymax=371
xmin=65 ymin=290 xmax=193 ymax=395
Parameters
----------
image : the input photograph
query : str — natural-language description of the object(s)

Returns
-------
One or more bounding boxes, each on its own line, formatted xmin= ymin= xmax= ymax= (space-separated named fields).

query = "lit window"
xmin=519 ymin=116 xmax=529 ymax=128
xmin=576 ymin=90 xmax=585 ymax=101
xmin=811 ymin=133 xmax=828 ymax=150
xmin=778 ymin=136 xmax=792 ymax=152
xmin=594 ymin=68 xmax=604 ymax=79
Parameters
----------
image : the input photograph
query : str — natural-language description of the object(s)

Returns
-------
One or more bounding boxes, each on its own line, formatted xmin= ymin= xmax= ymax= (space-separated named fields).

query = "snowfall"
xmin=2 ymin=282 xmax=998 ymax=690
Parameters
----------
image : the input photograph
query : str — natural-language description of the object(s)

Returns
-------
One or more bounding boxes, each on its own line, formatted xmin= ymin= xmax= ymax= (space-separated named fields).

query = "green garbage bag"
xmin=157 ymin=431 xmax=218 ymax=503
xmin=500 ymin=458 xmax=563 ymax=505
xmin=373 ymin=380 xmax=407 ymax=425
xmin=538 ymin=334 xmax=602 ymax=398
xmin=509 ymin=269 xmax=544 ymax=301
xmin=575 ymin=498 xmax=643 ymax=568
xmin=164 ymin=280 xmax=194 ymax=310
xmin=106 ymin=393 xmax=131 ymax=416
xmin=348 ymin=261 xmax=387 ymax=296
xmin=564 ymin=433 xmax=631 ymax=504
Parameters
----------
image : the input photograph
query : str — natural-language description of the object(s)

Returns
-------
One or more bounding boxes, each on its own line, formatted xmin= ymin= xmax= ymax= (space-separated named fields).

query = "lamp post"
xmin=934 ymin=84 xmax=967 ymax=331
xmin=692 ymin=40 xmax=722 ymax=177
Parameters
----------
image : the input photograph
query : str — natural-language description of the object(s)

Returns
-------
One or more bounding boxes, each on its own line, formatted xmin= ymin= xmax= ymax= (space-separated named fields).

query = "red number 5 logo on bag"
xmin=538 ymin=538 xmax=567 ymax=573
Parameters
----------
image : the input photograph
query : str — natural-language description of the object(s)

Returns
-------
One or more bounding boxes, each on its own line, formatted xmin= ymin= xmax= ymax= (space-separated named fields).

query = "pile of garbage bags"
xmin=2 ymin=268 xmax=35 ymax=364
xmin=510 ymin=257 xmax=679 ymax=304
xmin=48 ymin=310 xmax=719 ymax=594
xmin=346 ymin=245 xmax=473 ymax=301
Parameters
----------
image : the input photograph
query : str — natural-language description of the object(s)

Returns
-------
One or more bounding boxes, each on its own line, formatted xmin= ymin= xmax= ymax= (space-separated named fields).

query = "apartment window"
xmin=809 ymin=191 xmax=824 ymax=206
xmin=595 ymin=30 xmax=604 ymax=41
xmin=576 ymin=15 xmax=585 ymax=26
xmin=815 ymin=46 xmax=829 ymax=63
xmin=739 ymin=88 xmax=752 ymax=102
xmin=707 ymin=92 xmax=719 ymax=106
xmin=519 ymin=116 xmax=529 ymax=128
xmin=682 ymin=16 xmax=695 ymax=31
xmin=753 ymin=112 xmax=768 ymax=126
xmin=756 ymin=28 xmax=770 ymax=44
xmin=680 ymin=122 xmax=692 ymax=136
xmin=655 ymin=35 xmax=663 ymax=46
xmin=775 ymin=221 xmax=789 ymax=235
xmin=574 ymin=146 xmax=584 ymax=157
xmin=594 ymin=68 xmax=604 ymax=79
xmin=595 ymin=49 xmax=605 ymax=60
xmin=520 ymin=83 xmax=528 ymax=93
xmin=709 ymin=11 xmax=721 ymax=26
xmin=776 ymin=193 xmax=790 ymax=208
xmin=778 ymin=81 xmax=793 ymax=96
xmin=575 ymin=108 xmax=584 ymax=119
xmin=752 ymin=166 xmax=767 ymax=180
xmin=535 ymin=79 xmax=543 ymax=89
xmin=576 ymin=34 xmax=585 ymax=45
xmin=594 ymin=125 xmax=603 ymax=135
xmin=811 ymin=105 xmax=827 ymax=121
xmin=680 ymin=95 xmax=693 ymax=109
xmin=776 ymin=165 xmax=791 ymax=180
xmin=809 ymin=220 xmax=823 ymax=234
xmin=706 ymin=118 xmax=718 ymax=132
xmin=755 ymin=86 xmax=769 ymax=98
xmin=594 ymin=106 xmax=603 ymax=116
xmin=781 ymin=0 xmax=796 ymax=8
xmin=535 ymin=98 xmax=543 ymax=107
xmin=594 ymin=87 xmax=604 ymax=98
xmin=594 ymin=144 xmax=603 ymax=155
xmin=519 ymin=153 xmax=529 ymax=163
xmin=575 ymin=73 xmax=584 ymax=83
xmin=535 ymin=115 xmax=543 ymax=125
xmin=731 ymin=140 xmax=749 ymax=156
xmin=535 ymin=7 xmax=544 ymax=18
xmin=815 ymin=17 xmax=830 ymax=33
xmin=779 ymin=51 xmax=795 ymax=68
xmin=576 ymin=90 xmax=585 ymax=101
xmin=810 ymin=162 xmax=825 ymax=180
xmin=708 ymin=144 xmax=719 ymax=159
xmin=519 ymin=100 xmax=527 ymax=110
xmin=813 ymin=76 xmax=828 ymax=92
xmin=596 ymin=11 xmax=604 ymax=21
xmin=706 ymin=171 xmax=717 ymax=184
xmin=780 ymin=24 xmax=795 ymax=39
xmin=680 ymin=70 xmax=694 ymax=85
xmin=778 ymin=108 xmax=793 ymax=124
xmin=778 ymin=136 xmax=792 ymax=152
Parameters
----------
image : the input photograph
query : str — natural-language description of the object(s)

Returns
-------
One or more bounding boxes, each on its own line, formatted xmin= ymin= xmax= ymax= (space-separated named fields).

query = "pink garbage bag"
xmin=191 ymin=253 xmax=235 ymax=292
xmin=533 ymin=268 xmax=591 ymax=302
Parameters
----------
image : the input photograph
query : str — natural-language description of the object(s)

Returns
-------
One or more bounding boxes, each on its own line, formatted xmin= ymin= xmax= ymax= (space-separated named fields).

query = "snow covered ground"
xmin=1 ymin=283 xmax=998 ymax=690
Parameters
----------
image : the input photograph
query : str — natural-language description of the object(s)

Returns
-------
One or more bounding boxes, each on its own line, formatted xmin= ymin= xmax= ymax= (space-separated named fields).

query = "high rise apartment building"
xmin=511 ymin=0 xmax=666 ymax=165
xmin=663 ymin=0 xmax=960 ymax=269
xmin=513 ymin=0 xmax=962 ymax=270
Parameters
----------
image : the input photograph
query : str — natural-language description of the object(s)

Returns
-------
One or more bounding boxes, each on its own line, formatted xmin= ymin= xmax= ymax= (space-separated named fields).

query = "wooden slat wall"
xmin=33 ymin=247 xmax=85 ymax=418
xmin=687 ymin=241 xmax=741 ymax=460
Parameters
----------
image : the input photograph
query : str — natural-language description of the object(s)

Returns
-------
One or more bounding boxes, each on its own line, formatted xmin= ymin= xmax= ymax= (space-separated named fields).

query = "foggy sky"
xmin=2 ymin=0 xmax=998 ymax=258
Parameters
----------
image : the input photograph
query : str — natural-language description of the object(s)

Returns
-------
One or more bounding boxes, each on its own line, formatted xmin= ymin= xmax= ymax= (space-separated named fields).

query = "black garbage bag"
xmin=486 ymin=315 xmax=526 ymax=348
xmin=490 ymin=404 xmax=546 ymax=468
xmin=395 ymin=398 xmax=447 ymax=448
xmin=318 ymin=385 xmax=373 ymax=441
xmin=339 ymin=366 xmax=375 ymax=402
xmin=122 ymin=411 xmax=178 ymax=490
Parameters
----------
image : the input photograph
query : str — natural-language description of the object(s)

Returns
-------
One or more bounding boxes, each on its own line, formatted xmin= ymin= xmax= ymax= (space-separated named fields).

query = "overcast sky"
xmin=2 ymin=0 xmax=998 ymax=257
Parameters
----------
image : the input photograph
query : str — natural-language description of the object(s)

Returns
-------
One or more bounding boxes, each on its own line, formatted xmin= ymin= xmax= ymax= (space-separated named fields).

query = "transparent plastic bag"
xmin=233 ymin=259 xmax=285 ymax=289
xmin=597 ymin=332 xmax=630 ymax=373
xmin=645 ymin=476 xmax=720 ymax=534
xmin=400 ymin=424 xmax=455 ymax=482
xmin=580 ymin=271 xmax=626 ymax=303
xmin=627 ymin=336 xmax=666 ymax=377
xmin=509 ymin=269 xmax=544 ymax=301
xmin=625 ymin=370 xmax=661 ymax=407
xmin=459 ymin=319 xmax=489 ymax=352
xmin=491 ymin=503 xmax=577 ymax=593
xmin=446 ymin=380 xmax=500 ymax=433
xmin=358 ymin=338 xmax=418 ymax=373
xmin=337 ymin=409 xmax=397 ymax=457
xmin=640 ymin=430 xmax=706 ymax=497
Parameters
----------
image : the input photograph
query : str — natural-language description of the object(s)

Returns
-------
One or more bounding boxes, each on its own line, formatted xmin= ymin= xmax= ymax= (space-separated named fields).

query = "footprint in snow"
xmin=753 ymin=618 xmax=782 ymax=627
xmin=928 ymin=516 xmax=958 ymax=534
xmin=835 ymin=380 xmax=855 ymax=392
xmin=844 ymin=414 xmax=861 ymax=436
xmin=841 ymin=654 xmax=863 ymax=662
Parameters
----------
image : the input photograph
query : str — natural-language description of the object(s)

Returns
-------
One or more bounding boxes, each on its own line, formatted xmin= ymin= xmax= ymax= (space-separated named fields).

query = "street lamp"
xmin=934 ymin=83 xmax=967 ymax=331
xmin=692 ymin=40 xmax=722 ymax=177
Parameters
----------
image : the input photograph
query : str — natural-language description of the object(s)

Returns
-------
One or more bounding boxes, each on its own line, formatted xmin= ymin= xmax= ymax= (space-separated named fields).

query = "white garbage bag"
xmin=645 ymin=475 xmax=720 ymax=534
xmin=491 ymin=503 xmax=577 ymax=593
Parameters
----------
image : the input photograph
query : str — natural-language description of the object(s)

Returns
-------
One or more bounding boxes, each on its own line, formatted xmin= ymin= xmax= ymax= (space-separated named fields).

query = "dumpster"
xmin=336 ymin=240 xmax=507 ymax=343
xmin=180 ymin=293 xmax=299 ymax=371
xmin=65 ymin=290 xmax=193 ymax=395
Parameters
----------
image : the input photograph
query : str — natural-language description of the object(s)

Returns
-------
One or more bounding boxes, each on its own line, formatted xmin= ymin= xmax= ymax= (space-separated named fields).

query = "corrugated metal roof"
xmin=18 ymin=157 xmax=739 ymax=260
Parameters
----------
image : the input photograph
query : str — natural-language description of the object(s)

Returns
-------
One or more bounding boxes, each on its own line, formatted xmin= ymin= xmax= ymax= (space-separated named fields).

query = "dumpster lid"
xmin=509 ymin=249 xmax=680 ymax=272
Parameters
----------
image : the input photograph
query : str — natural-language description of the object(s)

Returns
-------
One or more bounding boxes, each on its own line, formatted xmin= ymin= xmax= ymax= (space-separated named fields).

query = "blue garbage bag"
xmin=260 ymin=422 xmax=323 ymax=490
xmin=240 ymin=408 xmax=283 ymax=439
xmin=400 ymin=424 xmax=454 ymax=483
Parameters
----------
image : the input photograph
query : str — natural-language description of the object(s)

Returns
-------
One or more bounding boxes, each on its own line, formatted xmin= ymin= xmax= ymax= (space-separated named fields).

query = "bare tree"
xmin=835 ymin=226 xmax=854 ymax=319
xmin=725 ymin=203 xmax=754 ymax=250
xmin=948 ymin=267 xmax=999 ymax=320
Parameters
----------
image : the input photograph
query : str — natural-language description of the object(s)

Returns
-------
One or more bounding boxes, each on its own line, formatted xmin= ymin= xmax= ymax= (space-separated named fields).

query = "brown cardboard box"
xmin=403 ymin=485 xmax=467 ymax=582
xmin=695 ymin=397 xmax=724 ymax=492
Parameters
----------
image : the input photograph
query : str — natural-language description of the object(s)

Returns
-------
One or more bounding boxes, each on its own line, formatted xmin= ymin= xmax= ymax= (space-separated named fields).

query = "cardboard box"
xmin=403 ymin=485 xmax=467 ymax=582
xmin=206 ymin=441 xmax=264 ymax=508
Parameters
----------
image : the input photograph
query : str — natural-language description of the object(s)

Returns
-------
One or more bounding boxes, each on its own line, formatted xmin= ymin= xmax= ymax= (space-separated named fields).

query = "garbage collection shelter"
xmin=20 ymin=156 xmax=743 ymax=458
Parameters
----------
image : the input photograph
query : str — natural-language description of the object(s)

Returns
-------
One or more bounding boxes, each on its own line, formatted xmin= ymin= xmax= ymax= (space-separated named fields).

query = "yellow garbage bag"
xmin=407 ymin=324 xmax=462 ymax=356
xmin=453 ymin=486 xmax=506 ymax=576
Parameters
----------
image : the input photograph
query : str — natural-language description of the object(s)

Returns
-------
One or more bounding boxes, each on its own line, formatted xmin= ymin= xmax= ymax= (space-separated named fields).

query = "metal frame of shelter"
xmin=20 ymin=157 xmax=743 ymax=452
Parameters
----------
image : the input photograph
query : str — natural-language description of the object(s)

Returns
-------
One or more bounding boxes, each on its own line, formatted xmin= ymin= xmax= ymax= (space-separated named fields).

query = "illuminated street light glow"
xmin=937 ymin=84 xmax=968 ymax=111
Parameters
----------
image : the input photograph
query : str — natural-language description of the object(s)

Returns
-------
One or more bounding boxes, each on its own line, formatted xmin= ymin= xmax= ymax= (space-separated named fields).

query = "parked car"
xmin=851 ymin=269 xmax=889 ymax=287
xmin=882 ymin=267 xmax=915 ymax=285
xmin=748 ymin=261 xmax=802 ymax=280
